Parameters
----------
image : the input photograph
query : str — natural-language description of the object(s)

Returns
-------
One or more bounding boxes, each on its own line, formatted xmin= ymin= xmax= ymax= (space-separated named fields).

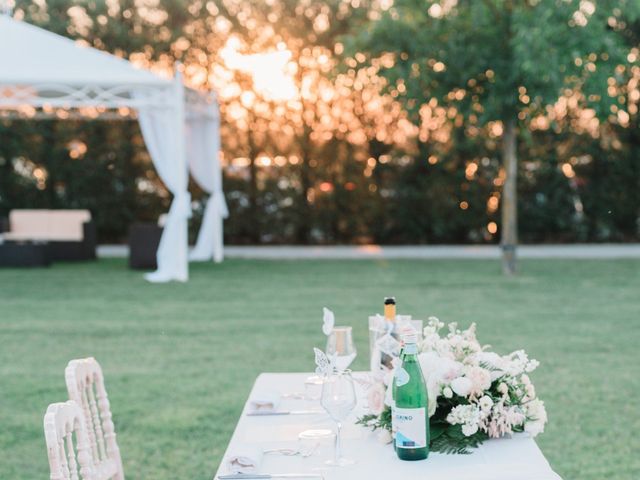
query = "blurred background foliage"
xmin=0 ymin=0 xmax=638 ymax=244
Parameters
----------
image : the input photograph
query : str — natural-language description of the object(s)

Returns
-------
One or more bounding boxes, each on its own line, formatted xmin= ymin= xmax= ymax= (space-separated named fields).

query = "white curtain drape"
xmin=188 ymin=101 xmax=228 ymax=263
xmin=135 ymin=76 xmax=191 ymax=282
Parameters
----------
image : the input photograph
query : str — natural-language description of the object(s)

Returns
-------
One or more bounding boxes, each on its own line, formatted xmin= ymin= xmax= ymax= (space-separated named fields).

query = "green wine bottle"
xmin=392 ymin=334 xmax=429 ymax=461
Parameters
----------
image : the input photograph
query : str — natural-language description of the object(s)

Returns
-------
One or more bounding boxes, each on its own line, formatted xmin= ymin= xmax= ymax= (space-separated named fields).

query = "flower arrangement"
xmin=357 ymin=317 xmax=548 ymax=454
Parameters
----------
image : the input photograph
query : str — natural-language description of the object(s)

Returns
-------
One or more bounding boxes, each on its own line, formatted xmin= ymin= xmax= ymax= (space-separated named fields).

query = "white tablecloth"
xmin=213 ymin=372 xmax=562 ymax=480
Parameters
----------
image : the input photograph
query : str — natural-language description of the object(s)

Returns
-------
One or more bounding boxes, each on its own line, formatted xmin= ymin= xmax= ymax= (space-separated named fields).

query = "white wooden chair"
xmin=44 ymin=401 xmax=96 ymax=480
xmin=65 ymin=358 xmax=125 ymax=480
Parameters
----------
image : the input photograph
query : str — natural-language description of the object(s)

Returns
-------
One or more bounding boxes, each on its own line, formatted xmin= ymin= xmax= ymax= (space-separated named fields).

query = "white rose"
xmin=451 ymin=376 xmax=473 ymax=397
xmin=525 ymin=420 xmax=545 ymax=437
xmin=479 ymin=395 xmax=494 ymax=411
xmin=525 ymin=398 xmax=547 ymax=421
xmin=418 ymin=351 xmax=441 ymax=378
xmin=464 ymin=366 xmax=492 ymax=396
xmin=426 ymin=376 xmax=439 ymax=417
xmin=443 ymin=386 xmax=453 ymax=399
xmin=367 ymin=383 xmax=386 ymax=415
xmin=376 ymin=429 xmax=393 ymax=444
xmin=524 ymin=399 xmax=547 ymax=437
xmin=432 ymin=358 xmax=463 ymax=384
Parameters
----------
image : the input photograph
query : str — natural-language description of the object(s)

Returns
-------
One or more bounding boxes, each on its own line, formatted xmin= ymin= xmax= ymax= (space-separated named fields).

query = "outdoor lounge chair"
xmin=1 ymin=209 xmax=96 ymax=261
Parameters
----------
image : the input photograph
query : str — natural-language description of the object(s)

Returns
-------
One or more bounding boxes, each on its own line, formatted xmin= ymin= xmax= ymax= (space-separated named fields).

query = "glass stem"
xmin=335 ymin=421 xmax=342 ymax=463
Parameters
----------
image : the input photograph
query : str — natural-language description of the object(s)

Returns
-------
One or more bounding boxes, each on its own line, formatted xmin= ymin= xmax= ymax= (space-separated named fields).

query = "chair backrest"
xmin=44 ymin=401 xmax=96 ymax=480
xmin=48 ymin=210 xmax=91 ymax=241
xmin=9 ymin=209 xmax=90 ymax=241
xmin=65 ymin=358 xmax=124 ymax=480
xmin=9 ymin=209 xmax=51 ymax=240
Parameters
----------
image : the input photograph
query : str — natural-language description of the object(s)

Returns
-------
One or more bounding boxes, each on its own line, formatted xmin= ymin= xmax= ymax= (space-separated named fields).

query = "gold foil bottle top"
xmin=384 ymin=296 xmax=396 ymax=322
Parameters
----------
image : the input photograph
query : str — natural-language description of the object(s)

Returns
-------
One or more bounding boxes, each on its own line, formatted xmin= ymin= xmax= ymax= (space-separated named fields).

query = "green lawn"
xmin=1 ymin=258 xmax=639 ymax=479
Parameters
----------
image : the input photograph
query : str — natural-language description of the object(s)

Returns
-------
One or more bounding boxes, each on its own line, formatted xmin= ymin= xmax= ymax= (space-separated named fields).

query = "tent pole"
xmin=212 ymin=102 xmax=224 ymax=264
xmin=174 ymin=65 xmax=189 ymax=280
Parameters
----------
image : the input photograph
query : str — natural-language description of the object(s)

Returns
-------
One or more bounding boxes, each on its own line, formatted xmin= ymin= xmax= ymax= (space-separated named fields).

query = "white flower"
xmin=505 ymin=350 xmax=539 ymax=376
xmin=525 ymin=398 xmax=546 ymax=420
xmin=426 ymin=377 xmax=439 ymax=417
xmin=524 ymin=399 xmax=547 ymax=437
xmin=525 ymin=420 xmax=545 ymax=437
xmin=478 ymin=395 xmax=494 ymax=411
xmin=367 ymin=382 xmax=386 ymax=415
xmin=419 ymin=352 xmax=463 ymax=398
xmin=376 ymin=429 xmax=393 ymax=444
xmin=418 ymin=351 xmax=442 ymax=377
xmin=464 ymin=366 xmax=492 ymax=396
xmin=497 ymin=382 xmax=509 ymax=396
xmin=447 ymin=404 xmax=477 ymax=423
xmin=442 ymin=386 xmax=453 ymax=399
xmin=462 ymin=322 xmax=477 ymax=341
xmin=421 ymin=333 xmax=441 ymax=352
xmin=451 ymin=376 xmax=473 ymax=397
xmin=525 ymin=358 xmax=540 ymax=373
xmin=384 ymin=380 xmax=394 ymax=407
xmin=525 ymin=383 xmax=536 ymax=399
xmin=482 ymin=403 xmax=525 ymax=438
xmin=447 ymin=404 xmax=481 ymax=437
xmin=462 ymin=423 xmax=479 ymax=436
xmin=427 ymin=316 xmax=444 ymax=331
xmin=474 ymin=351 xmax=505 ymax=380
xmin=435 ymin=358 xmax=464 ymax=383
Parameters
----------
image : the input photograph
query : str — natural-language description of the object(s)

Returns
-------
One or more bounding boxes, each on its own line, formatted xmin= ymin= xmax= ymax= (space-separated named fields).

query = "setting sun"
xmin=220 ymin=38 xmax=297 ymax=102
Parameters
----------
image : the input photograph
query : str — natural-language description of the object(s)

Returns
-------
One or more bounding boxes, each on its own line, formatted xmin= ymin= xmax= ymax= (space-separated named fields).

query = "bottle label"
xmin=393 ymin=407 xmax=427 ymax=449
xmin=394 ymin=367 xmax=410 ymax=387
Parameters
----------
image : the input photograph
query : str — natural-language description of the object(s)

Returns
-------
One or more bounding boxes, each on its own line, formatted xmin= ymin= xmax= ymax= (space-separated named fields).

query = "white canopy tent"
xmin=0 ymin=14 xmax=228 ymax=282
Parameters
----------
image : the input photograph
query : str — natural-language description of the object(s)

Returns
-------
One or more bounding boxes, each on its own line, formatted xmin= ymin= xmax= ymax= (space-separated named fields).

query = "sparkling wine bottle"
xmin=380 ymin=297 xmax=398 ymax=370
xmin=392 ymin=333 xmax=429 ymax=461
xmin=383 ymin=296 xmax=396 ymax=323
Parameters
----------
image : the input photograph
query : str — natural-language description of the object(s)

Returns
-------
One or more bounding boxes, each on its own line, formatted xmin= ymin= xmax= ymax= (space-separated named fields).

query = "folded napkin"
xmin=248 ymin=391 xmax=281 ymax=413
xmin=225 ymin=446 xmax=263 ymax=474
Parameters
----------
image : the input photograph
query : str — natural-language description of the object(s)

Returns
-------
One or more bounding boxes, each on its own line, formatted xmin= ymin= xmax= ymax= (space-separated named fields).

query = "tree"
xmin=207 ymin=1 xmax=406 ymax=243
xmin=352 ymin=0 xmax=639 ymax=273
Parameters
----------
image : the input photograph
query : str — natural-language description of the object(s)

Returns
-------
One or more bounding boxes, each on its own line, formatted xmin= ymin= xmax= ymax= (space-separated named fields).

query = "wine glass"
xmin=320 ymin=369 xmax=357 ymax=466
xmin=326 ymin=326 xmax=357 ymax=371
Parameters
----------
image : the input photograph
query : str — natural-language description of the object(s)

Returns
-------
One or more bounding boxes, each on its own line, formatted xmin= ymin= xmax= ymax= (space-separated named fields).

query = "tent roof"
xmin=0 ymin=15 xmax=170 ymax=87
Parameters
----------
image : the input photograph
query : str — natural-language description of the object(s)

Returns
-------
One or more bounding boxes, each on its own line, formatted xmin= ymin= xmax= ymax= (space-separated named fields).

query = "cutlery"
xmin=264 ymin=444 xmax=318 ymax=458
xmin=246 ymin=410 xmax=322 ymax=416
xmin=218 ymin=474 xmax=324 ymax=479
xmin=281 ymin=392 xmax=306 ymax=399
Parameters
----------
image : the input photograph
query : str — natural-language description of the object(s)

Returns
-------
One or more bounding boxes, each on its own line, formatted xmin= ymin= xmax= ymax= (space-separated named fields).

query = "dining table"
xmin=212 ymin=372 xmax=563 ymax=480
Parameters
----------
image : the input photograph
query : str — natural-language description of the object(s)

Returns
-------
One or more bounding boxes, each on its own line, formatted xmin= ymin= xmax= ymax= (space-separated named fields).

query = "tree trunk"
xmin=247 ymin=113 xmax=260 ymax=244
xmin=501 ymin=116 xmax=518 ymax=275
xmin=248 ymin=155 xmax=259 ymax=243
xmin=296 ymin=125 xmax=312 ymax=244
